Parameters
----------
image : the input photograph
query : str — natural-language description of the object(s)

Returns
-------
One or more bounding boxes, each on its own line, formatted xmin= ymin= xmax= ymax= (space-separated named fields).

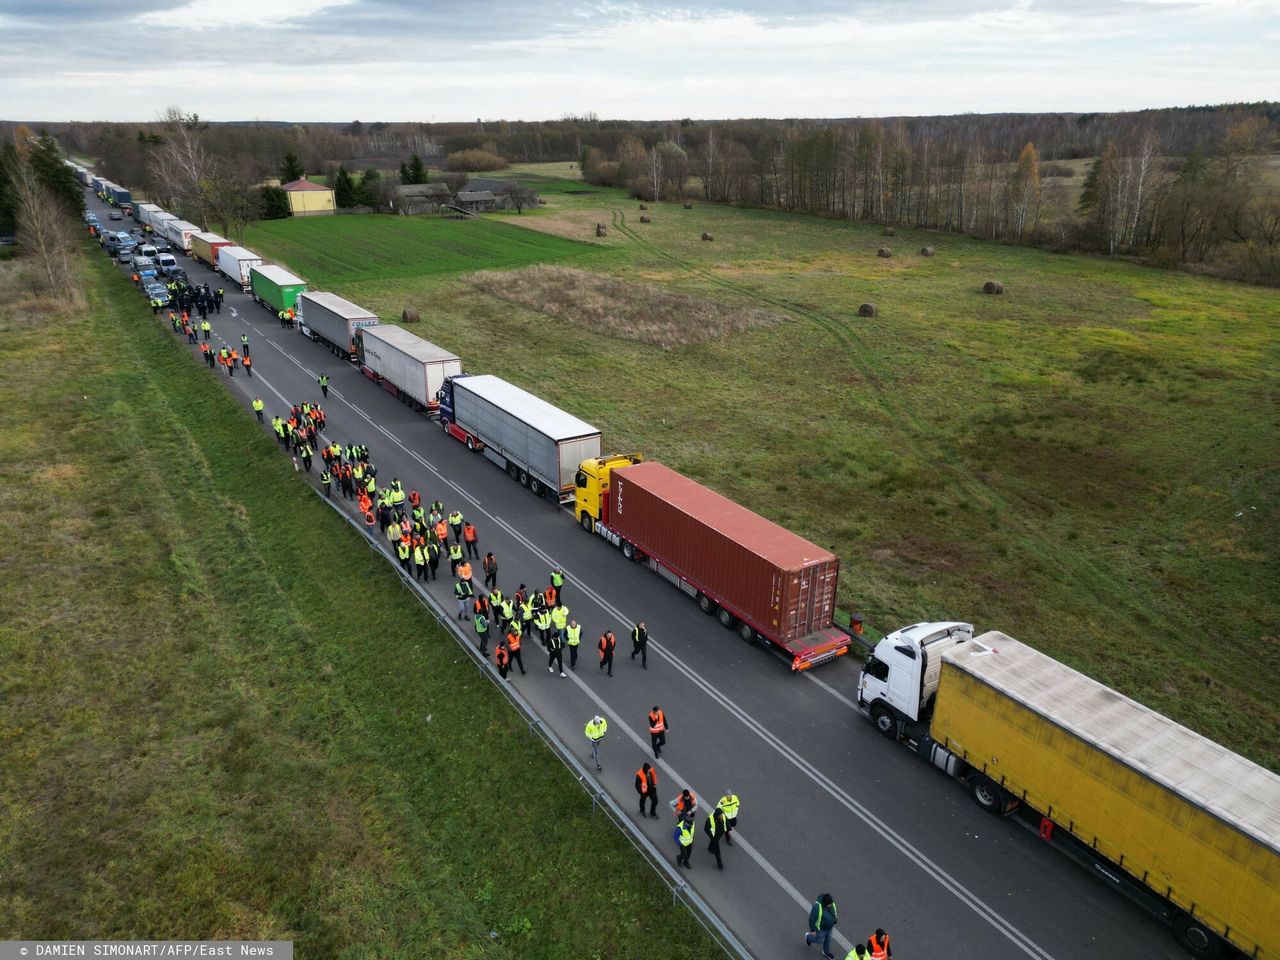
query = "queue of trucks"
xmin=74 ymin=161 xmax=1280 ymax=959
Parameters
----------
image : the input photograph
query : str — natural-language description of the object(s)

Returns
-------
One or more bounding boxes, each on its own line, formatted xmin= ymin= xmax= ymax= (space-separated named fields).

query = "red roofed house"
xmin=281 ymin=177 xmax=336 ymax=217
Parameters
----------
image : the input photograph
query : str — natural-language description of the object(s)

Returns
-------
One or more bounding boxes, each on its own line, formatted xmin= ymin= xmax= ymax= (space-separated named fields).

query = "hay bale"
xmin=882 ymin=227 xmax=895 ymax=237
xmin=983 ymin=280 xmax=1004 ymax=295
xmin=639 ymin=215 xmax=651 ymax=223
xmin=596 ymin=223 xmax=607 ymax=238
xmin=858 ymin=303 xmax=878 ymax=317
xmin=701 ymin=232 xmax=714 ymax=242
xmin=920 ymin=246 xmax=935 ymax=257
xmin=538 ymin=198 xmax=547 ymax=205
xmin=877 ymin=247 xmax=892 ymax=258
xmin=639 ymin=203 xmax=648 ymax=210
xmin=683 ymin=202 xmax=693 ymax=210
xmin=402 ymin=308 xmax=421 ymax=324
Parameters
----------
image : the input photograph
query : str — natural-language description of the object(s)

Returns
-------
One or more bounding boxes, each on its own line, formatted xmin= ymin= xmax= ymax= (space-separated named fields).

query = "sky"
xmin=0 ymin=0 xmax=1277 ymax=122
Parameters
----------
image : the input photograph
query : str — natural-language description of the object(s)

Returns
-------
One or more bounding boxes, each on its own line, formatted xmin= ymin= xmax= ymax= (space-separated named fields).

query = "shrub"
xmin=445 ymin=149 xmax=509 ymax=172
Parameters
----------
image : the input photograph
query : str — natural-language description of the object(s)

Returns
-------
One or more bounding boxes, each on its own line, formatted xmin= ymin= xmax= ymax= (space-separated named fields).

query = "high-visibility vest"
xmin=449 ymin=544 xmax=463 ymax=561
xmin=321 ymin=471 xmax=332 ymax=484
xmin=676 ymin=791 xmax=697 ymax=815
xmin=495 ymin=647 xmax=509 ymax=667
xmin=868 ymin=933 xmax=889 ymax=959
xmin=448 ymin=511 xmax=462 ymax=526
xmin=544 ymin=585 xmax=557 ymax=607
xmin=585 ymin=718 xmax=607 ymax=741
xmin=636 ymin=766 xmax=657 ymax=794
xmin=717 ymin=794 xmax=740 ymax=819
xmin=566 ymin=624 xmax=581 ymax=646
xmin=413 ymin=545 xmax=425 ymax=565
xmin=551 ymin=607 xmax=568 ymax=630
xmin=632 ymin=625 xmax=645 ymax=643
xmin=463 ymin=525 xmax=477 ymax=542
xmin=704 ymin=813 xmax=719 ymax=838
xmin=520 ymin=601 xmax=534 ymax=622
xmin=535 ymin=611 xmax=552 ymax=631
xmin=455 ymin=581 xmax=472 ymax=599
xmin=474 ymin=615 xmax=488 ymax=635
xmin=507 ymin=631 xmax=521 ymax=652
xmin=435 ymin=522 xmax=448 ymax=541
xmin=397 ymin=542 xmax=410 ymax=560
xmin=551 ymin=569 xmax=564 ymax=588
xmin=599 ymin=633 xmax=614 ymax=656
xmin=678 ymin=819 xmax=695 ymax=847
xmin=252 ymin=399 xmax=264 ymax=412
xmin=457 ymin=563 xmax=472 ymax=580
xmin=649 ymin=710 xmax=666 ymax=734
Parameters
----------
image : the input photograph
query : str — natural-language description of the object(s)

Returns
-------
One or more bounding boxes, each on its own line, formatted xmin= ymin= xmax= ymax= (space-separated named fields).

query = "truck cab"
xmin=436 ymin=374 xmax=480 ymax=449
xmin=859 ymin=621 xmax=973 ymax=738
xmin=574 ymin=453 xmax=644 ymax=532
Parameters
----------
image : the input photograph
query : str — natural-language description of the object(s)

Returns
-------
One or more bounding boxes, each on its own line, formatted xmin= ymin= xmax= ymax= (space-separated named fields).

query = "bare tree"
xmin=12 ymin=155 xmax=77 ymax=295
xmin=507 ymin=183 xmax=537 ymax=214
xmin=646 ymin=143 xmax=664 ymax=203
xmin=151 ymin=106 xmax=211 ymax=215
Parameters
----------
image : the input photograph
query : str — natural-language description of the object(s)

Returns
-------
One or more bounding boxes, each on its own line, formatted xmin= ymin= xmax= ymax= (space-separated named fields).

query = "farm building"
xmin=395 ymin=182 xmax=452 ymax=215
xmin=281 ymin=178 xmax=336 ymax=217
xmin=455 ymin=190 xmax=498 ymax=213
xmin=462 ymin=178 xmax=539 ymax=210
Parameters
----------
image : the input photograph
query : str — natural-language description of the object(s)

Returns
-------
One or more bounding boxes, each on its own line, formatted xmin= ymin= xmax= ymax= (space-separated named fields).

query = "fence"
xmin=315 ymin=492 xmax=754 ymax=960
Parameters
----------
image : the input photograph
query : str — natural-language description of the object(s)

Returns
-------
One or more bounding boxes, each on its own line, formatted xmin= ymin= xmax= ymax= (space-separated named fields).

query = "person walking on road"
xmin=675 ymin=788 xmax=697 ymax=820
xmin=805 ymin=893 xmax=838 ymax=958
xmin=201 ymin=319 xmax=211 ymax=340
xmin=585 ymin=714 xmax=607 ymax=771
xmin=448 ymin=509 xmax=464 ymax=544
xmin=635 ymin=762 xmax=659 ymax=818
xmin=866 ymin=928 xmax=892 ymax=959
xmin=630 ymin=621 xmax=649 ymax=667
xmin=454 ymin=578 xmax=473 ymax=620
xmin=546 ymin=628 xmax=565 ymax=677
xmin=845 ymin=947 xmax=868 ymax=960
xmin=506 ymin=626 xmax=526 ymax=675
xmin=495 ymin=638 xmax=511 ymax=681
xmin=242 ymin=353 xmax=252 ymax=377
xmin=462 ymin=521 xmax=479 ymax=559
xmin=565 ymin=619 xmax=582 ymax=671
xmin=321 ymin=467 xmax=333 ymax=498
xmin=474 ymin=611 xmax=490 ymax=657
xmin=704 ymin=806 xmax=727 ymax=870
xmin=448 ymin=541 xmax=463 ymax=577
xmin=598 ymin=629 xmax=616 ymax=676
xmin=318 ymin=373 xmax=329 ymax=398
xmin=252 ymin=398 xmax=264 ymax=423
xmin=716 ymin=791 xmax=740 ymax=845
xmin=482 ymin=551 xmax=497 ymax=589
xmin=648 ymin=706 xmax=667 ymax=759
xmin=240 ymin=333 xmax=250 ymax=356
xmin=675 ymin=810 xmax=696 ymax=868
xmin=550 ymin=566 xmax=565 ymax=603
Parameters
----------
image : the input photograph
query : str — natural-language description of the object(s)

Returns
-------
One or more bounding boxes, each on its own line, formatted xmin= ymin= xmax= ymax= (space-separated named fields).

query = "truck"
xmin=135 ymin=203 xmax=162 ymax=227
xmin=857 ymin=623 xmax=1280 ymax=959
xmin=355 ymin=325 xmax=461 ymax=414
xmin=108 ymin=184 xmax=131 ymax=207
xmin=190 ymin=232 xmax=231 ymax=269
xmin=150 ymin=212 xmax=177 ymax=238
xmin=577 ymin=459 xmax=850 ymax=671
xmin=216 ymin=245 xmax=263 ymax=292
xmin=249 ymin=265 xmax=307 ymax=316
xmin=163 ymin=219 xmax=200 ymax=254
xmin=296 ymin=291 xmax=379 ymax=359
xmin=438 ymin=373 xmax=601 ymax=502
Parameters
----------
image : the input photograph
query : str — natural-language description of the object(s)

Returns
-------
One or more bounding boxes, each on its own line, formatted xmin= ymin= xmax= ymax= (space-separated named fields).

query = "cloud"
xmin=135 ymin=0 xmax=357 ymax=28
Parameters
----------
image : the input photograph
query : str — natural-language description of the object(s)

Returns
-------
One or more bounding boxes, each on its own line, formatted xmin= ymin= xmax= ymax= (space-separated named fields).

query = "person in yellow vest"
xmin=448 ymin=541 xmax=464 ymax=577
xmin=565 ymin=619 xmax=582 ymax=671
xmin=585 ymin=714 xmax=607 ymax=771
xmin=551 ymin=603 xmax=569 ymax=645
xmin=251 ymin=397 xmax=264 ymax=423
xmin=716 ymin=791 xmax=740 ymax=846
xmin=704 ymin=807 xmax=727 ymax=870
xmin=675 ymin=810 xmax=695 ymax=869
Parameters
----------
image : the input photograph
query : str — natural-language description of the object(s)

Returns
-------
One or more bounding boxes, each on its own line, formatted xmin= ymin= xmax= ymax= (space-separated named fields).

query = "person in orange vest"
xmin=495 ymin=638 xmax=510 ymax=681
xmin=482 ymin=551 xmax=498 ymax=589
xmin=434 ymin=518 xmax=449 ymax=545
xmin=407 ymin=488 xmax=421 ymax=510
xmin=598 ymin=629 xmax=616 ymax=677
xmin=866 ymin=928 xmax=891 ymax=959
xmin=635 ymin=762 xmax=659 ymax=819
xmin=462 ymin=521 xmax=479 ymax=559
xmin=674 ymin=788 xmax=697 ymax=819
xmin=506 ymin=626 xmax=526 ymax=675
xmin=457 ymin=558 xmax=472 ymax=583
xmin=648 ymin=705 xmax=668 ymax=759
xmin=242 ymin=353 xmax=252 ymax=377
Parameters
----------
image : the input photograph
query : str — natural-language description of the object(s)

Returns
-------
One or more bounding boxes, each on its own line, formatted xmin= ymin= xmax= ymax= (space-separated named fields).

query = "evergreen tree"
xmin=279 ymin=152 xmax=305 ymax=183
xmin=259 ymin=185 xmax=290 ymax=220
xmin=356 ymin=167 xmax=380 ymax=206
xmin=399 ymin=153 xmax=427 ymax=184
xmin=27 ymin=135 xmax=84 ymax=217
xmin=333 ymin=165 xmax=357 ymax=208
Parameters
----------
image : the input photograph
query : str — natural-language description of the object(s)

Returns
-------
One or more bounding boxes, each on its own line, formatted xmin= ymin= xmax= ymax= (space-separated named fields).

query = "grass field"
xmin=244 ymin=179 xmax=1280 ymax=771
xmin=0 ymin=253 xmax=717 ymax=957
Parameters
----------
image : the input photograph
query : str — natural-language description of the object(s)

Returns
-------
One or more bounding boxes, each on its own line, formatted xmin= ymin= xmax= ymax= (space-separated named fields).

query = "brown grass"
xmin=464 ymin=265 xmax=784 ymax=349
xmin=0 ymin=257 xmax=84 ymax=328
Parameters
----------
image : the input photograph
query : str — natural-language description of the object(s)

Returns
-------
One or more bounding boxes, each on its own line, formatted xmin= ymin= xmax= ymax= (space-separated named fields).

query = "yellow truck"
xmin=858 ymin=623 xmax=1280 ymax=959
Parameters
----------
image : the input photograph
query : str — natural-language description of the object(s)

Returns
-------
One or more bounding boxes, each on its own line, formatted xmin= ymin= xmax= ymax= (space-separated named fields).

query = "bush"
xmin=259 ymin=186 xmax=290 ymax=220
xmin=445 ymin=149 xmax=509 ymax=172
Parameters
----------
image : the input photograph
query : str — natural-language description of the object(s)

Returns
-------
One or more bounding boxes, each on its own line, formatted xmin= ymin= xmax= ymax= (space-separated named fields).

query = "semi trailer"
xmin=857 ymin=623 xmax=1280 ymax=959
xmin=437 ymin=374 xmax=601 ymax=502
xmin=216 ymin=246 xmax=264 ymax=292
xmin=249 ymin=265 xmax=306 ymax=316
xmin=296 ymin=291 xmax=379 ymax=359
xmin=190 ymin=232 xmax=231 ymax=269
xmin=355 ymin=325 xmax=461 ymax=414
xmin=162 ymin=219 xmax=200 ymax=254
xmin=576 ymin=458 xmax=850 ymax=671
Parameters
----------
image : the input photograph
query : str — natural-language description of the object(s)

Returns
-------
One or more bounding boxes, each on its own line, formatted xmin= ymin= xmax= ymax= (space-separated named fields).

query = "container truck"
xmin=355 ymin=325 xmax=461 ymax=414
xmin=858 ymin=623 xmax=1280 ymax=959
xmin=216 ymin=246 xmax=263 ymax=292
xmin=577 ymin=459 xmax=850 ymax=671
xmin=135 ymin=203 xmax=162 ymax=227
xmin=91 ymin=176 xmax=106 ymax=196
xmin=438 ymin=374 xmax=601 ymax=502
xmin=296 ymin=291 xmax=379 ymax=359
xmin=108 ymin=184 xmax=131 ymax=206
xmin=249 ymin=265 xmax=306 ymax=316
xmin=163 ymin=219 xmax=200 ymax=254
xmin=150 ymin=212 xmax=177 ymax=238
xmin=190 ymin=232 xmax=231 ymax=269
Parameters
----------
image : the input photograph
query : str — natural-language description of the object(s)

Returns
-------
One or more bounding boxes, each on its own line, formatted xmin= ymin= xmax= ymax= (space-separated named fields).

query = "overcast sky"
xmin=1 ymin=0 xmax=1277 ymax=122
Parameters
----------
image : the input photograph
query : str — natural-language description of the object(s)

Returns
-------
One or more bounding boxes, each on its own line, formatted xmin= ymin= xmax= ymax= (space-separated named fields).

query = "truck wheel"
xmin=738 ymin=623 xmax=756 ymax=643
xmin=518 ymin=469 xmax=529 ymax=487
xmin=465 ymin=435 xmax=476 ymax=451
xmin=530 ymin=478 xmax=542 ymax=497
xmin=508 ymin=463 xmax=519 ymax=481
xmin=717 ymin=608 xmax=738 ymax=629
xmin=971 ymin=776 xmax=1007 ymax=815
xmin=870 ymin=704 xmax=898 ymax=739
xmin=1173 ymin=914 xmax=1224 ymax=959
xmin=621 ymin=541 xmax=636 ymax=561
xmin=441 ymin=418 xmax=450 ymax=433
xmin=580 ymin=513 xmax=594 ymax=533
xmin=697 ymin=594 xmax=715 ymax=614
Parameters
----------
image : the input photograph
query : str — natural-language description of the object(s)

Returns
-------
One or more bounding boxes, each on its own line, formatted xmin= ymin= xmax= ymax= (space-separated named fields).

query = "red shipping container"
xmin=608 ymin=462 xmax=839 ymax=646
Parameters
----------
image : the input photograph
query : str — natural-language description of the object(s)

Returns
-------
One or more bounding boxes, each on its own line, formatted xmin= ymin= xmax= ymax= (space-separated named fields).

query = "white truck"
xmin=355 ymin=325 xmax=461 ymax=414
xmin=437 ymin=373 xmax=602 ymax=502
xmin=216 ymin=245 xmax=264 ymax=292
xmin=136 ymin=203 xmax=162 ymax=226
xmin=163 ymin=219 xmax=200 ymax=254
xmin=296 ymin=291 xmax=379 ymax=360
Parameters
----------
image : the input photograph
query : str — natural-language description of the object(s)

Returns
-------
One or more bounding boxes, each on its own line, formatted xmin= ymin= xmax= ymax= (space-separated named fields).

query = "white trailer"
xmin=296 ymin=291 xmax=379 ymax=360
xmin=356 ymin=325 xmax=461 ymax=414
xmin=136 ymin=203 xmax=163 ymax=226
xmin=163 ymin=219 xmax=200 ymax=254
xmin=216 ymin=245 xmax=264 ymax=292
xmin=439 ymin=374 xmax=602 ymax=502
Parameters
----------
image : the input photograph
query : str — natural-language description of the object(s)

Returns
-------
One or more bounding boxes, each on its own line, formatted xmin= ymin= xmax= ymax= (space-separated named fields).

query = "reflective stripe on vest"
xmin=566 ymin=625 xmax=581 ymax=645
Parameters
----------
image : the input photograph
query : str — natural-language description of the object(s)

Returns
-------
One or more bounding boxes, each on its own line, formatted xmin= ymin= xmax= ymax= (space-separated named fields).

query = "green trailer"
xmin=249 ymin=265 xmax=307 ymax=315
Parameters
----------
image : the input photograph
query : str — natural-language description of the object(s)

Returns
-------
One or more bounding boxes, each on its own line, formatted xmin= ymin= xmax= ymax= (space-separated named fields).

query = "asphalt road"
xmin=92 ymin=196 xmax=1188 ymax=960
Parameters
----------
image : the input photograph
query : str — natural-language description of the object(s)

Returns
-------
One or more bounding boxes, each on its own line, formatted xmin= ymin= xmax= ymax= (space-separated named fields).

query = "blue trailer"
xmin=109 ymin=184 xmax=132 ymax=206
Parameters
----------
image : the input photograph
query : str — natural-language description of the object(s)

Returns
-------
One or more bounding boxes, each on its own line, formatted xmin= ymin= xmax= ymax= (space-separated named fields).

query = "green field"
xmin=245 ymin=215 xmax=609 ymax=286
xmin=0 ymin=254 xmax=717 ymax=956
xmin=244 ymin=180 xmax=1280 ymax=771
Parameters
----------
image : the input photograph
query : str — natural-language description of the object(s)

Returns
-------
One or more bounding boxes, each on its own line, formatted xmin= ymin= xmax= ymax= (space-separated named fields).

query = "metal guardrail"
xmin=313 ymin=491 xmax=754 ymax=960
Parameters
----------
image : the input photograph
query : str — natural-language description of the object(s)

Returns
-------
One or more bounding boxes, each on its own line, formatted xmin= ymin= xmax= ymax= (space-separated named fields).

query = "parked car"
xmin=138 ymin=244 xmax=158 ymax=259
xmin=117 ymin=247 xmax=137 ymax=265
xmin=143 ymin=283 xmax=171 ymax=307
xmin=148 ymin=236 xmax=172 ymax=253
xmin=109 ymin=210 xmax=123 ymax=220
xmin=133 ymin=256 xmax=158 ymax=279
xmin=166 ymin=266 xmax=189 ymax=284
xmin=156 ymin=253 xmax=178 ymax=273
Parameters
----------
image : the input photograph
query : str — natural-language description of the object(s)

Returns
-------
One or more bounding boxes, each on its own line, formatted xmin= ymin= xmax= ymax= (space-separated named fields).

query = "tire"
xmin=717 ymin=608 xmax=738 ymax=629
xmin=621 ymin=541 xmax=636 ymax=561
xmin=508 ymin=463 xmax=519 ymax=481
xmin=580 ymin=513 xmax=594 ymax=533
xmin=971 ymin=775 xmax=1006 ymax=814
xmin=441 ymin=418 xmax=450 ymax=433
xmin=1173 ymin=914 xmax=1224 ymax=959
xmin=870 ymin=704 xmax=897 ymax=739
xmin=738 ymin=622 xmax=756 ymax=643
xmin=697 ymin=594 xmax=715 ymax=614
xmin=518 ymin=469 xmax=529 ymax=487
xmin=465 ymin=435 xmax=476 ymax=451
xmin=529 ymin=478 xmax=542 ymax=497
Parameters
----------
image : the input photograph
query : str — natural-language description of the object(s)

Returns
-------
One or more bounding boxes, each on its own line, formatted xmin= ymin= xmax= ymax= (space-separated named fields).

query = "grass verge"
xmin=0 ymin=252 xmax=716 ymax=958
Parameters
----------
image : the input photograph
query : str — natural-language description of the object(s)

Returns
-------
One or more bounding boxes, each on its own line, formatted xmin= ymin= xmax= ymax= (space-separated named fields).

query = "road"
xmin=96 ymin=197 xmax=1187 ymax=960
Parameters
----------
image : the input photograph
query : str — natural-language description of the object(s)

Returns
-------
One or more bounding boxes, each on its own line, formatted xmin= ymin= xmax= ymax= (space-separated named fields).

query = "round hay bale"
xmin=701 ymin=232 xmax=714 ymax=242
xmin=877 ymin=247 xmax=892 ymax=258
xmin=639 ymin=203 xmax=649 ymax=210
xmin=683 ymin=202 xmax=694 ymax=210
xmin=882 ymin=227 xmax=895 ymax=237
xmin=983 ymin=280 xmax=1004 ymax=295
xmin=639 ymin=215 xmax=651 ymax=223
xmin=858 ymin=303 xmax=878 ymax=317
xmin=920 ymin=246 xmax=935 ymax=257
xmin=538 ymin=198 xmax=547 ymax=205
xmin=402 ymin=308 xmax=421 ymax=324
xmin=596 ymin=223 xmax=608 ymax=238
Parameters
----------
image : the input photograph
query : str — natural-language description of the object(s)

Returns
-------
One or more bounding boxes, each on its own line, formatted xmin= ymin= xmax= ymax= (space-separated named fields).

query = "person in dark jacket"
xmin=805 ymin=893 xmax=838 ymax=958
